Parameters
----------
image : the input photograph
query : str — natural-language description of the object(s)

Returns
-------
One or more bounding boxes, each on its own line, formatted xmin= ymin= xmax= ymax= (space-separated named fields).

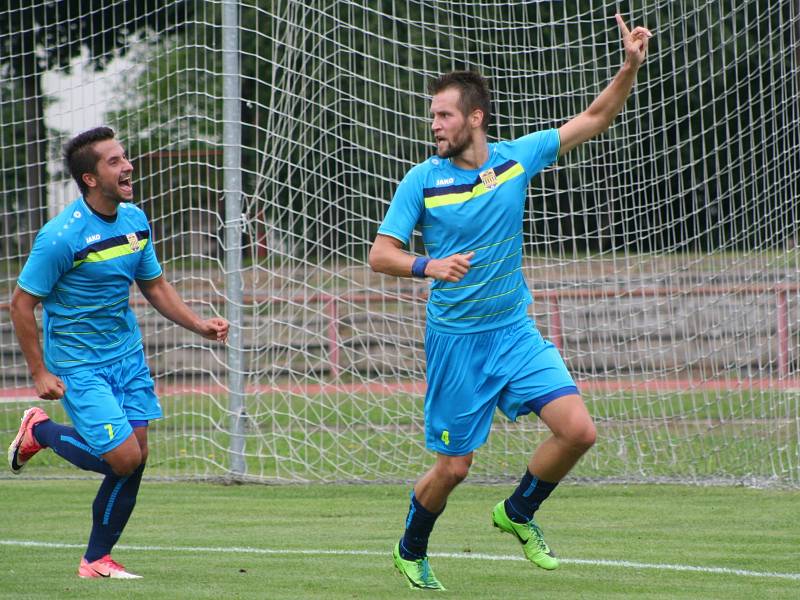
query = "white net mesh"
xmin=1 ymin=1 xmax=799 ymax=486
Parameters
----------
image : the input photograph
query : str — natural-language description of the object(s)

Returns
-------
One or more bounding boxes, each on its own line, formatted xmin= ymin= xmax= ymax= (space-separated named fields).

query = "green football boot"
xmin=392 ymin=542 xmax=446 ymax=590
xmin=491 ymin=501 xmax=559 ymax=570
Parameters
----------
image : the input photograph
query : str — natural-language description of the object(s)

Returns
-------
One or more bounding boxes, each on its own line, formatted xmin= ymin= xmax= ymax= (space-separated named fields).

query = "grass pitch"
xmin=0 ymin=480 xmax=798 ymax=599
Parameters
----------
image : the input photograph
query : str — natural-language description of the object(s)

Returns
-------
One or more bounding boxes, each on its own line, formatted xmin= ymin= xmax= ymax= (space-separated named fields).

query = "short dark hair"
xmin=63 ymin=126 xmax=117 ymax=195
xmin=429 ymin=71 xmax=492 ymax=131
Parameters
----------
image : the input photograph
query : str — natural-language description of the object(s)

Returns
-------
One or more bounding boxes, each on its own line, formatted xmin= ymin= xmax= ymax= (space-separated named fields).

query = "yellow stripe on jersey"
xmin=429 ymin=282 xmax=524 ymax=307
xmin=51 ymin=295 xmax=128 ymax=311
xmin=424 ymin=162 xmax=525 ymax=209
xmin=434 ymin=299 xmax=528 ymax=321
xmin=72 ymin=238 xmax=150 ymax=267
xmin=469 ymin=248 xmax=522 ymax=270
xmin=431 ymin=267 xmax=522 ymax=293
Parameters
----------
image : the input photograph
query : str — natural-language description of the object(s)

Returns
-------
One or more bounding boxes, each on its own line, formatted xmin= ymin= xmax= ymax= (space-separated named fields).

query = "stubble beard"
xmin=436 ymin=127 xmax=472 ymax=160
xmin=99 ymin=180 xmax=132 ymax=204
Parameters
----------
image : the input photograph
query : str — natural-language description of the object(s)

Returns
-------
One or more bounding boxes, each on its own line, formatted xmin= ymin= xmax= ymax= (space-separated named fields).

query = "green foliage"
xmin=31 ymin=1 xmax=800 ymax=259
xmin=0 ymin=1 xmax=192 ymax=74
xmin=0 ymin=76 xmax=29 ymax=256
xmin=0 ymin=1 xmax=196 ymax=253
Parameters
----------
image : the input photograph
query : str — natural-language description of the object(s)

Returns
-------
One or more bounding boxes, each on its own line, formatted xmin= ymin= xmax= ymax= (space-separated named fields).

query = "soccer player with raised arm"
xmin=369 ymin=15 xmax=651 ymax=590
xmin=7 ymin=127 xmax=229 ymax=579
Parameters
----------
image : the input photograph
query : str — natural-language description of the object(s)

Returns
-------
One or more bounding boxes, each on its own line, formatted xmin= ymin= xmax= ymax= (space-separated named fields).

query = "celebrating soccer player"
xmin=370 ymin=14 xmax=651 ymax=590
xmin=7 ymin=127 xmax=229 ymax=579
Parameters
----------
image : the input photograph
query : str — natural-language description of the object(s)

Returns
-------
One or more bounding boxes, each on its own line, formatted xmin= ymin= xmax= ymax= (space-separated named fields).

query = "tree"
xmin=0 ymin=0 xmax=192 ymax=252
xmin=103 ymin=0 xmax=800 ymax=259
xmin=0 ymin=70 xmax=29 ymax=263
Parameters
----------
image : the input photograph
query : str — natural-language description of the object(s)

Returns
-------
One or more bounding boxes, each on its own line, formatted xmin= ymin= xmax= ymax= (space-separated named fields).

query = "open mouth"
xmin=119 ymin=175 xmax=133 ymax=194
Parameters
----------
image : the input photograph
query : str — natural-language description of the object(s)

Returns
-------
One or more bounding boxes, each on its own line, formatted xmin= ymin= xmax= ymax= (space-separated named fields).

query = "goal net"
xmin=1 ymin=1 xmax=798 ymax=487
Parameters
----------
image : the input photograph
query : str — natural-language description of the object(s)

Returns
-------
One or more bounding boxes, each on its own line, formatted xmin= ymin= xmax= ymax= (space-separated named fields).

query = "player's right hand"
xmin=426 ymin=251 xmax=475 ymax=282
xmin=198 ymin=317 xmax=230 ymax=344
xmin=616 ymin=13 xmax=652 ymax=68
xmin=33 ymin=370 xmax=66 ymax=400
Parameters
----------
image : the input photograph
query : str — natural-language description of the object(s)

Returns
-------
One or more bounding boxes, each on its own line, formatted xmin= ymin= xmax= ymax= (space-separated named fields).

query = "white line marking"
xmin=0 ymin=396 xmax=40 ymax=405
xmin=1 ymin=539 xmax=798 ymax=581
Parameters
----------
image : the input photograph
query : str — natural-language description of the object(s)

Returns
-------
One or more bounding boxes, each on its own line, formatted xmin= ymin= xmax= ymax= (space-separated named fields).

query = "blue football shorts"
xmin=59 ymin=350 xmax=162 ymax=455
xmin=423 ymin=317 xmax=578 ymax=456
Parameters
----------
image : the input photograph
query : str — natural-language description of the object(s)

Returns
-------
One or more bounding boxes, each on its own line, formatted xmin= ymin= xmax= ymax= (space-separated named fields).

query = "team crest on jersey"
xmin=479 ymin=167 xmax=498 ymax=189
xmin=126 ymin=232 xmax=140 ymax=252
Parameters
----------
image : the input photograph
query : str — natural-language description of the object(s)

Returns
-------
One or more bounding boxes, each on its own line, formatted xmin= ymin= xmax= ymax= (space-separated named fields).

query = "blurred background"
xmin=0 ymin=1 xmax=798 ymax=487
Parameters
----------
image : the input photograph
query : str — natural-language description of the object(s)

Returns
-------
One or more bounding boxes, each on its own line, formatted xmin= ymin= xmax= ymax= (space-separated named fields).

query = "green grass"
xmin=0 ymin=481 xmax=798 ymax=599
xmin=3 ymin=388 xmax=797 ymax=484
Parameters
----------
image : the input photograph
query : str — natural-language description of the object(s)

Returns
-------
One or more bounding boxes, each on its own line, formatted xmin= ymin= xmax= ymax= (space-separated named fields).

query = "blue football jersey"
xmin=378 ymin=129 xmax=560 ymax=333
xmin=17 ymin=197 xmax=162 ymax=374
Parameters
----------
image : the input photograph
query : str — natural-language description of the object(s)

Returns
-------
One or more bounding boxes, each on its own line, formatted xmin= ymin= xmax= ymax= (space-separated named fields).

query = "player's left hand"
xmin=616 ymin=13 xmax=652 ymax=68
xmin=198 ymin=317 xmax=229 ymax=343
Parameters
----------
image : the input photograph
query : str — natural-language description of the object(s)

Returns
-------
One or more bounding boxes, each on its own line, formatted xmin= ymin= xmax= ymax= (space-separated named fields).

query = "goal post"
xmin=0 ymin=1 xmax=798 ymax=487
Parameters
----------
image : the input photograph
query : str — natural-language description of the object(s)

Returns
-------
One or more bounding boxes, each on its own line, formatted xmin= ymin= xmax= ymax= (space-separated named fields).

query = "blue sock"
xmin=33 ymin=420 xmax=114 ymax=476
xmin=504 ymin=470 xmax=558 ymax=524
xmin=85 ymin=463 xmax=145 ymax=562
xmin=398 ymin=492 xmax=444 ymax=560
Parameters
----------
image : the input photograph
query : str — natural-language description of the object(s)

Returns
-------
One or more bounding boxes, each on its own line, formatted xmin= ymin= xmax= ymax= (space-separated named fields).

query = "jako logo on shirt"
xmin=85 ymin=234 xmax=101 ymax=244
xmin=436 ymin=178 xmax=454 ymax=186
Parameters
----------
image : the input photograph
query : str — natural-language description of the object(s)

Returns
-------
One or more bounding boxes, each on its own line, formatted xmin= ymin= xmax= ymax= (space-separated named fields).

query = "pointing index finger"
xmin=615 ymin=13 xmax=630 ymax=37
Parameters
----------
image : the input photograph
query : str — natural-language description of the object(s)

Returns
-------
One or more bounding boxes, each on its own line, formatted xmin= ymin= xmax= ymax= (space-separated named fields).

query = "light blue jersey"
xmin=17 ymin=197 xmax=162 ymax=375
xmin=378 ymin=129 xmax=560 ymax=333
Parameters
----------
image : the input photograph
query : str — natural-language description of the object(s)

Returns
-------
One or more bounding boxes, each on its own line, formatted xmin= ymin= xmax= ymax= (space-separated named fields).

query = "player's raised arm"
xmin=557 ymin=14 xmax=652 ymax=156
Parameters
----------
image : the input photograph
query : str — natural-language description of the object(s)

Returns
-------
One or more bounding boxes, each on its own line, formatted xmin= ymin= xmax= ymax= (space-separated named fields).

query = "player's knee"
xmin=110 ymin=449 xmax=143 ymax=477
xmin=449 ymin=464 xmax=470 ymax=485
xmin=567 ymin=419 xmax=597 ymax=453
xmin=442 ymin=455 xmax=472 ymax=485
xmin=112 ymin=460 xmax=140 ymax=477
